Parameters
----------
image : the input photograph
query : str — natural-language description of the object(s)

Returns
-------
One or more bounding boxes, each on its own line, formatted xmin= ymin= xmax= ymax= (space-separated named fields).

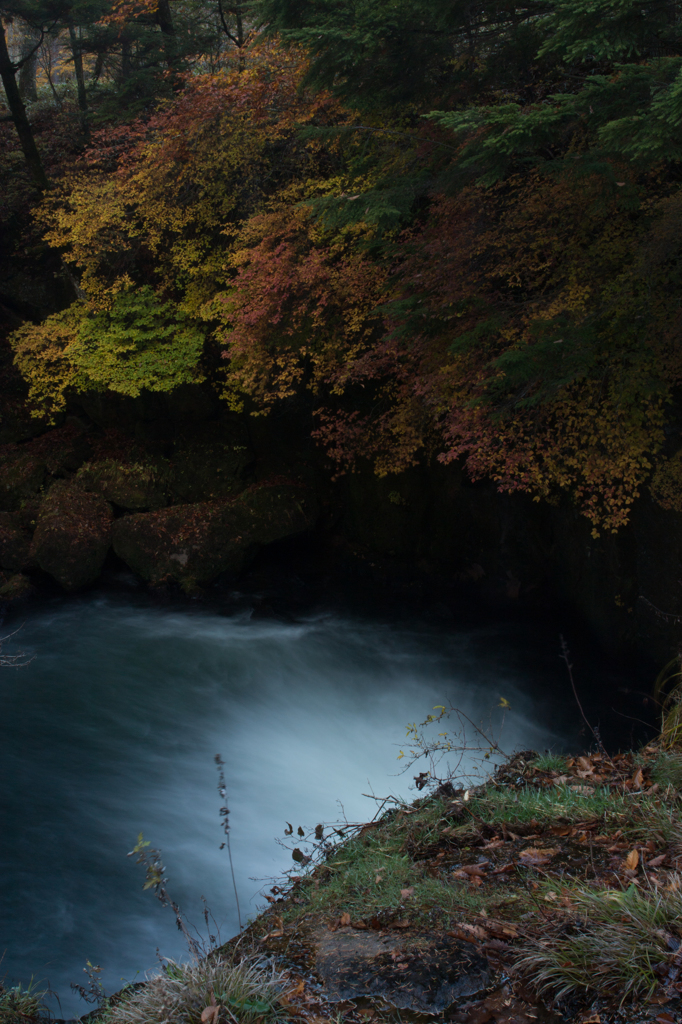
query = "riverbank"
xmin=244 ymin=744 xmax=682 ymax=1023
xmin=6 ymin=743 xmax=681 ymax=1024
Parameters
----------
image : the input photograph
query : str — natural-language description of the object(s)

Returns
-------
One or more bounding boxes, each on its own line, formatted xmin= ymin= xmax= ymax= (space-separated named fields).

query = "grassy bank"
xmin=4 ymin=745 xmax=682 ymax=1024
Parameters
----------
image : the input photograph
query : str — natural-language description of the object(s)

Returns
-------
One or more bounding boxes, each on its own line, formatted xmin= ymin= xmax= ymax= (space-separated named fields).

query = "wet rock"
xmin=311 ymin=928 xmax=490 ymax=1012
xmin=112 ymin=481 xmax=318 ymax=587
xmin=77 ymin=459 xmax=171 ymax=511
xmin=0 ymin=572 xmax=34 ymax=602
xmin=31 ymin=480 xmax=113 ymax=590
xmin=0 ymin=512 xmax=32 ymax=571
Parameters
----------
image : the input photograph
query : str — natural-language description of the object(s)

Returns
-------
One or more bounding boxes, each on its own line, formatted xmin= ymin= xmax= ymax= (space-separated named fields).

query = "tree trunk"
xmin=119 ymin=36 xmax=132 ymax=86
xmin=156 ymin=0 xmax=177 ymax=69
xmin=67 ymin=20 xmax=88 ymax=131
xmin=17 ymin=26 xmax=38 ymax=103
xmin=0 ymin=19 xmax=48 ymax=189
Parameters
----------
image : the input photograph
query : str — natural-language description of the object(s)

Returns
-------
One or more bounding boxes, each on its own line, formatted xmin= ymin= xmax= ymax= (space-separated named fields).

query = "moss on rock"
xmin=0 ymin=512 xmax=32 ymax=571
xmin=112 ymin=481 xmax=318 ymax=587
xmin=0 ymin=572 xmax=34 ymax=601
xmin=31 ymin=480 xmax=113 ymax=590
xmin=77 ymin=459 xmax=171 ymax=511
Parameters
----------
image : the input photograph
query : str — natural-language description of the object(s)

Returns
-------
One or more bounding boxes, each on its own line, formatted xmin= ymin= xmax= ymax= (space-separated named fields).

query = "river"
xmin=0 ymin=588 xmax=636 ymax=1017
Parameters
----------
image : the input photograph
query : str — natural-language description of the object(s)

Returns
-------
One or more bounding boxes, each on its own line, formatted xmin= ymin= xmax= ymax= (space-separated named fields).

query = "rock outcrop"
xmin=30 ymin=480 xmax=113 ymax=590
xmin=112 ymin=481 xmax=318 ymax=587
xmin=0 ymin=512 xmax=32 ymax=571
xmin=77 ymin=459 xmax=171 ymax=511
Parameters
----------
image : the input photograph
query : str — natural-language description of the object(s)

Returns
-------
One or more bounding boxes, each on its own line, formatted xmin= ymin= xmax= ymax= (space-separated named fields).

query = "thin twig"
xmin=560 ymin=635 xmax=610 ymax=761
xmin=215 ymin=754 xmax=242 ymax=933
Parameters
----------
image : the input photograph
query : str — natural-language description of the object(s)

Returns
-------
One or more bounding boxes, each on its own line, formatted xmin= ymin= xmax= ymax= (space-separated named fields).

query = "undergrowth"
xmin=516 ymin=882 xmax=682 ymax=1004
xmin=98 ymin=955 xmax=287 ymax=1024
xmin=0 ymin=981 xmax=48 ymax=1024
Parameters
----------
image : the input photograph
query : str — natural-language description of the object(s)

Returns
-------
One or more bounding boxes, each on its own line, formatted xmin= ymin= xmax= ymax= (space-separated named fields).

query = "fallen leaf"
xmin=375 ymin=873 xmax=384 ymax=884
xmin=339 ymin=911 xmax=351 ymax=927
xmin=519 ymin=847 xmax=558 ymax=867
xmin=580 ymin=1015 xmax=601 ymax=1023
xmin=201 ymin=1007 xmax=220 ymax=1024
xmin=654 ymin=1013 xmax=676 ymax=1023
xmin=569 ymin=785 xmax=594 ymax=795
xmin=631 ymin=767 xmax=644 ymax=790
xmin=455 ymin=922 xmax=488 ymax=941
xmin=392 ymin=919 xmax=411 ymax=928
xmin=351 ymin=920 xmax=368 ymax=929
xmin=648 ymin=854 xmax=667 ymax=868
xmin=492 ymin=862 xmax=516 ymax=875
xmin=400 ymin=887 xmax=415 ymax=899
xmin=483 ymin=920 xmax=518 ymax=938
xmin=460 ymin=861 xmax=489 ymax=876
xmin=448 ymin=925 xmax=487 ymax=944
xmin=625 ymin=848 xmax=640 ymax=871
xmin=577 ymin=756 xmax=593 ymax=773
xmin=482 ymin=839 xmax=507 ymax=849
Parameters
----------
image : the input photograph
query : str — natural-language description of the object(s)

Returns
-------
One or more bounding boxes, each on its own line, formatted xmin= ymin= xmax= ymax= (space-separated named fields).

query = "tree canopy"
xmin=4 ymin=0 xmax=682 ymax=532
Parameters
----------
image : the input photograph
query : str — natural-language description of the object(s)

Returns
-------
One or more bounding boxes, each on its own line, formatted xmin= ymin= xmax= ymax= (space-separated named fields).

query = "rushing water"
xmin=1 ymin=593 xmax=601 ymax=1016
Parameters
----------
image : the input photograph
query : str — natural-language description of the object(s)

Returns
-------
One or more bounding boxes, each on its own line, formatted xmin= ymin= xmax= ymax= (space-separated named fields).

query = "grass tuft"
xmin=651 ymin=751 xmax=682 ymax=791
xmin=0 ymin=981 xmax=48 ymax=1023
xmin=531 ymin=753 xmax=568 ymax=773
xmin=514 ymin=881 xmax=682 ymax=1004
xmin=100 ymin=955 xmax=288 ymax=1024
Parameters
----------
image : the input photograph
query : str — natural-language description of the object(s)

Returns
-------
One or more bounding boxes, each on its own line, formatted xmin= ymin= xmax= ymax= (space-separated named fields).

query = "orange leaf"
xmin=519 ymin=847 xmax=558 ymax=867
xmin=339 ymin=911 xmax=351 ymax=927
xmin=625 ymin=848 xmax=639 ymax=871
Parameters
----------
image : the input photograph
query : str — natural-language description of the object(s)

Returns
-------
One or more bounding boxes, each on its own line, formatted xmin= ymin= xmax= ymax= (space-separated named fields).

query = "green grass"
xmin=650 ymin=751 xmax=682 ymax=791
xmin=0 ymin=981 xmax=48 ymax=1023
xmin=293 ymin=846 xmax=496 ymax=924
xmin=516 ymin=882 xmax=682 ymax=1004
xmin=99 ymin=955 xmax=288 ymax=1024
xmin=531 ymin=753 xmax=568 ymax=773
xmin=285 ymin=796 xmax=535 ymax=926
xmin=465 ymin=785 xmax=680 ymax=844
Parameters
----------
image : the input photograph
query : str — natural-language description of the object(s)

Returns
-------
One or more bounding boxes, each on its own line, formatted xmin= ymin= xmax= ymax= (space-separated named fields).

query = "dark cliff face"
xmin=339 ymin=461 xmax=682 ymax=668
xmin=0 ymin=376 xmax=680 ymax=669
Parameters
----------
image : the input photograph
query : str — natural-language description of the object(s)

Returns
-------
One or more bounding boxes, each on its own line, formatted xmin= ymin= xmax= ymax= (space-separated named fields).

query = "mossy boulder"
xmin=0 ymin=446 xmax=47 ymax=512
xmin=0 ymin=512 xmax=32 ymax=571
xmin=77 ymin=459 xmax=171 ymax=511
xmin=0 ymin=424 xmax=93 ymax=512
xmin=0 ymin=572 xmax=34 ymax=602
xmin=31 ymin=480 xmax=113 ymax=590
xmin=112 ymin=481 xmax=318 ymax=587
